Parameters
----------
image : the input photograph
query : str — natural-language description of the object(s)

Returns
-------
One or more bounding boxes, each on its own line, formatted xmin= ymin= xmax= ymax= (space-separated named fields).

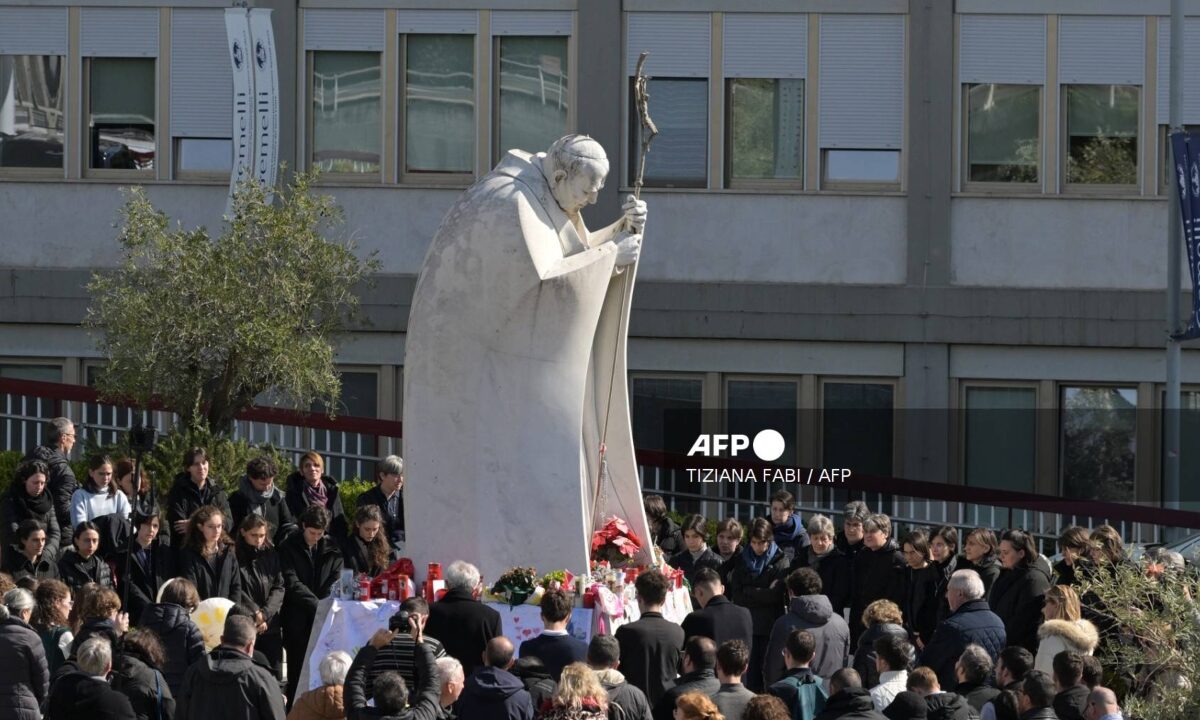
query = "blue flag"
xmin=1170 ymin=131 xmax=1200 ymax=340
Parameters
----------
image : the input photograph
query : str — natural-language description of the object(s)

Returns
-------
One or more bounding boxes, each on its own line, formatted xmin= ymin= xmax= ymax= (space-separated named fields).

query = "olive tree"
xmin=86 ymin=172 xmax=380 ymax=433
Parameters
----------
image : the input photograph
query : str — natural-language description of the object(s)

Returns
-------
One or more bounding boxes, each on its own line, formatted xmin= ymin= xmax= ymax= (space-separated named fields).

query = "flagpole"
xmin=1165 ymin=0 xmax=1183 ymax=521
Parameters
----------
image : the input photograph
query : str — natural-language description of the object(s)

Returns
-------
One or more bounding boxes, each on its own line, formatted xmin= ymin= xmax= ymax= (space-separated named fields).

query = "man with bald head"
xmin=405 ymin=134 xmax=652 ymax=575
xmin=1084 ymin=687 xmax=1123 ymax=720
xmin=456 ymin=636 xmax=534 ymax=720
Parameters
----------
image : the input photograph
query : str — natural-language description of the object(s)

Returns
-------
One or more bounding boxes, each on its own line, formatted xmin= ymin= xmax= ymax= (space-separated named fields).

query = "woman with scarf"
xmin=229 ymin=456 xmax=296 ymax=546
xmin=69 ymin=455 xmax=131 ymax=528
xmin=721 ymin=517 xmax=789 ymax=693
xmin=790 ymin=514 xmax=850 ymax=616
xmin=57 ymin=521 xmax=113 ymax=591
xmin=768 ymin=491 xmax=809 ymax=567
xmin=669 ymin=514 xmax=723 ymax=586
xmin=1 ymin=461 xmax=61 ymax=561
xmin=178 ymin=505 xmax=242 ymax=601
xmin=235 ymin=514 xmax=285 ymax=682
xmin=284 ymin=451 xmax=348 ymax=540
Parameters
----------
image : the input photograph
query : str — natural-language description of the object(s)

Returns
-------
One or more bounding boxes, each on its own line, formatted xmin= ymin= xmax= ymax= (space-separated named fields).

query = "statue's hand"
xmin=615 ymin=233 xmax=642 ymax=267
xmin=622 ymin=195 xmax=647 ymax=233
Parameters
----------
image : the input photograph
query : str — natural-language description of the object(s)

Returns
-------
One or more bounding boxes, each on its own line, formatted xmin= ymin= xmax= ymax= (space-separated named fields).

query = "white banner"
xmin=224 ymin=8 xmax=253 ymax=215
xmin=248 ymin=8 xmax=279 ymax=199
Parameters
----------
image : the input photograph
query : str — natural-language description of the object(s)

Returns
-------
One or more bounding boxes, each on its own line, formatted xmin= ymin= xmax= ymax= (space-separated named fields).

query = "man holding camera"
xmin=367 ymin=598 xmax=448 ymax=697
xmin=346 ymin=613 xmax=443 ymax=720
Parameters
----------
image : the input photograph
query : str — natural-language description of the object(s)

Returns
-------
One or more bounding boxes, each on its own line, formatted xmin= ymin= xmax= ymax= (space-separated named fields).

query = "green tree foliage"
xmin=1080 ymin=560 xmax=1200 ymax=720
xmin=85 ymin=173 xmax=380 ymax=434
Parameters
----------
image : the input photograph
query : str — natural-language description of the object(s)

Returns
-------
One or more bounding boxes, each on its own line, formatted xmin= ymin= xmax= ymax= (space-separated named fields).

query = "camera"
xmin=388 ymin=610 xmax=411 ymax=632
xmin=128 ymin=422 xmax=158 ymax=454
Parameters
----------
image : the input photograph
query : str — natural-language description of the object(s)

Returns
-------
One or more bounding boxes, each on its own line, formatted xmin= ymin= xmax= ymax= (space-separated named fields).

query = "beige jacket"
xmin=1035 ymin=618 xmax=1100 ymax=675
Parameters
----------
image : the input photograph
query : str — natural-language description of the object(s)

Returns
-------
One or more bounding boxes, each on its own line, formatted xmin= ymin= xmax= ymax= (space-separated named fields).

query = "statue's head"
xmin=545 ymin=134 xmax=609 ymax=216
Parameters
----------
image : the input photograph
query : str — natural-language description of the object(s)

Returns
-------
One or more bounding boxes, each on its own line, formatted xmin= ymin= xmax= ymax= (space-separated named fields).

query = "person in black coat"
xmin=669 ymin=514 xmax=723 ymax=587
xmin=341 ymin=505 xmax=397 ymax=577
xmin=834 ymin=500 xmax=870 ymax=561
xmin=651 ymin=636 xmax=720 ymax=720
xmin=22 ymin=417 xmax=78 ymax=550
xmin=815 ymin=669 xmax=885 ymax=720
xmin=166 ymin=448 xmax=230 ymax=553
xmin=137 ymin=578 xmax=206 ymax=700
xmin=0 ymin=593 xmax=49 ymax=720
xmin=1 ymin=461 xmax=61 ymax=561
xmin=58 ymin=521 xmax=114 ymax=591
xmin=228 ymin=457 xmax=296 ymax=547
xmin=793 ymin=514 xmax=852 ymax=617
xmin=345 ymin=624 xmax=443 ymax=720
xmin=112 ymin=628 xmax=176 ymax=720
xmin=1 ymin=519 xmax=59 ymax=583
xmin=614 ymin=569 xmax=685 ymax=707
xmin=177 ymin=505 xmax=241 ymax=601
xmin=234 ymin=514 xmax=285 ymax=681
xmin=643 ymin=495 xmax=682 ymax=557
xmin=47 ymin=635 xmax=137 ymax=720
xmin=356 ymin=455 xmax=406 ymax=549
xmin=681 ymin=567 xmax=754 ymax=650
xmin=928 ymin=526 xmax=960 ymax=625
xmin=284 ymin=451 xmax=348 ymax=540
xmin=114 ymin=510 xmax=174 ymax=625
xmin=920 ymin=570 xmax=1007 ymax=690
xmin=849 ymin=514 xmax=904 ymax=643
xmin=852 ymin=599 xmax=908 ymax=688
xmin=423 ymin=559 xmax=502 ymax=679
xmin=897 ymin=529 xmax=941 ymax=648
xmin=278 ymin=504 xmax=344 ymax=705
xmin=1052 ymin=526 xmax=1092 ymax=588
xmin=958 ymin=528 xmax=1001 ymax=599
xmin=769 ymin=491 xmax=810 ymax=567
xmin=988 ymin=529 xmax=1050 ymax=654
xmin=516 ymin=588 xmax=586 ymax=681
xmin=719 ymin=518 xmax=789 ymax=693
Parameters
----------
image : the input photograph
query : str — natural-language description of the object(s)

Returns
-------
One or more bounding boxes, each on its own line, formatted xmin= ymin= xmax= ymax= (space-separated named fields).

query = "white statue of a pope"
xmin=403 ymin=134 xmax=653 ymax=578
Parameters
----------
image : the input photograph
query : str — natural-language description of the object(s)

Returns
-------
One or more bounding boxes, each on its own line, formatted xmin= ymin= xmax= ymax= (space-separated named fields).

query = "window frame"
xmin=306 ymin=49 xmax=386 ymax=184
xmin=491 ymin=34 xmax=572 ymax=168
xmin=627 ymin=76 xmax=709 ymax=190
xmin=1060 ymin=83 xmax=1142 ymax=195
xmin=1157 ymin=124 xmax=1200 ymax=195
xmin=0 ymin=53 xmax=68 ymax=179
xmin=816 ymin=376 xmax=900 ymax=475
xmin=82 ymin=55 xmax=159 ymax=180
xmin=723 ymin=77 xmax=806 ymax=192
xmin=956 ymin=381 xmax=1040 ymax=491
xmin=172 ymin=137 xmax=234 ymax=182
xmin=960 ymin=83 xmax=1042 ymax=193
xmin=819 ymin=149 xmax=903 ymax=192
xmin=1057 ymin=382 xmax=1139 ymax=501
xmin=398 ymin=33 xmax=476 ymax=186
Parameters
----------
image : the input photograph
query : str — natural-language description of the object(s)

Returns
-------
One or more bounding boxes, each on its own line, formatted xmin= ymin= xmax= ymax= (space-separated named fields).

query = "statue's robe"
xmin=403 ymin=150 xmax=652 ymax=577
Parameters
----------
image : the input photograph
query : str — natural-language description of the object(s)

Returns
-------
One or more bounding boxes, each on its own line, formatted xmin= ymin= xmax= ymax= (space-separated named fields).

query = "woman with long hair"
xmin=643 ymin=494 xmax=682 ymax=556
xmin=957 ymin=527 xmax=1001 ymax=598
xmin=70 ymin=586 xmax=126 ymax=655
xmin=535 ymin=662 xmax=607 ymax=719
xmin=988 ymin=529 xmax=1051 ymax=653
xmin=114 ymin=510 xmax=175 ymax=625
xmin=57 ymin=521 xmax=113 ymax=591
xmin=669 ymin=514 xmax=723 ymax=586
xmin=284 ymin=451 xmax=348 ymax=539
xmin=722 ymin=517 xmax=789 ymax=692
xmin=674 ymin=692 xmax=724 ymax=720
xmin=113 ymin=627 xmax=176 ymax=720
xmin=1053 ymin=526 xmax=1092 ymax=587
xmin=139 ymin=578 xmax=205 ymax=699
xmin=1 ymin=519 xmax=58 ymax=583
xmin=929 ymin=525 xmax=959 ymax=623
xmin=340 ymin=505 xmax=394 ymax=577
xmin=114 ymin=458 xmax=152 ymax=515
xmin=1034 ymin=584 xmax=1099 ymax=675
xmin=235 ymin=514 xmax=285 ymax=680
xmin=179 ymin=505 xmax=242 ymax=601
xmin=30 ymin=579 xmax=72 ymax=673
xmin=69 ymin=455 xmax=131 ymax=527
xmin=897 ymin=529 xmax=940 ymax=648
xmin=1 ymin=461 xmax=61 ymax=560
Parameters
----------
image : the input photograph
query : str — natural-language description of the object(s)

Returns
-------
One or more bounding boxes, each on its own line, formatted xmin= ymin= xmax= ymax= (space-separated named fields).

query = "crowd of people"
xmin=0 ymin=417 xmax=1179 ymax=720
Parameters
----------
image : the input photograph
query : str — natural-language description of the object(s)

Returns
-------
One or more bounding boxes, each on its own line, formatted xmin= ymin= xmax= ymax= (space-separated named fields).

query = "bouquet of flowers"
xmin=540 ymin=569 xmax=576 ymax=592
xmin=489 ymin=566 xmax=538 ymax=607
xmin=591 ymin=517 xmax=643 ymax=567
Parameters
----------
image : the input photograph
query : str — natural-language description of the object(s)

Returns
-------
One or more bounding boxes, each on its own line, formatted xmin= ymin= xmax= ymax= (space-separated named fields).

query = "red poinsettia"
xmin=591 ymin=517 xmax=644 ymax=565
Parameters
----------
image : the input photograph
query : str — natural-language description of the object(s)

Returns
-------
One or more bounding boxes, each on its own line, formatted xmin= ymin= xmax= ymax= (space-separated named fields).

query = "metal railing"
xmin=5 ymin=377 xmax=1200 ymax=553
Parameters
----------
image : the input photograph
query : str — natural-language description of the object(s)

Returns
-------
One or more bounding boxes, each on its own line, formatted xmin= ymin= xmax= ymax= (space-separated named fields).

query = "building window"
xmin=629 ymin=78 xmax=707 ymax=188
xmin=1060 ymin=386 xmax=1136 ymax=501
xmin=0 ymin=55 xmax=65 ymax=170
xmin=822 ymin=150 xmax=900 ymax=185
xmin=496 ymin=36 xmax=567 ymax=161
xmin=965 ymin=84 xmax=1039 ymax=184
xmin=1064 ymin=84 xmax=1138 ymax=186
xmin=822 ymin=382 xmax=893 ymax=476
xmin=1169 ymin=390 xmax=1200 ymax=510
xmin=1159 ymin=124 xmax=1200 ymax=193
xmin=404 ymin=34 xmax=474 ymax=176
xmin=963 ymin=386 xmax=1036 ymax=491
xmin=88 ymin=58 xmax=155 ymax=171
xmin=726 ymin=379 xmax=798 ymax=466
xmin=726 ymin=78 xmax=803 ymax=185
xmin=312 ymin=51 xmax=382 ymax=176
xmin=176 ymin=138 xmax=232 ymax=175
